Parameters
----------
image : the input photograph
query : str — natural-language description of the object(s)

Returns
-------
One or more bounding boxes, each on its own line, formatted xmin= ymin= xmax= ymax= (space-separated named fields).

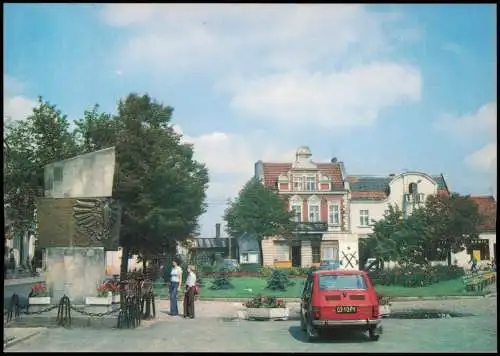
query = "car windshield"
xmin=319 ymin=274 xmax=367 ymax=290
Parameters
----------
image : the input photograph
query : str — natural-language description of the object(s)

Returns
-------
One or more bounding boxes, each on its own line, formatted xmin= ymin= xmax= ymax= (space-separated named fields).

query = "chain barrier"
xmin=56 ymin=295 xmax=71 ymax=327
xmin=6 ymin=294 xmax=21 ymax=323
xmin=24 ymin=305 xmax=59 ymax=315
xmin=70 ymin=305 xmax=120 ymax=318
xmin=5 ymin=279 xmax=155 ymax=329
xmin=117 ymin=295 xmax=142 ymax=329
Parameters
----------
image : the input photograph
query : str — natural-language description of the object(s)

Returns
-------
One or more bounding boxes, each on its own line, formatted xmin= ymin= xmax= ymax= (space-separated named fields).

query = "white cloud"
xmin=3 ymin=76 xmax=37 ymax=124
xmin=100 ymin=4 xmax=422 ymax=129
xmin=436 ymin=102 xmax=497 ymax=174
xmin=434 ymin=101 xmax=496 ymax=137
xmin=464 ymin=142 xmax=497 ymax=172
xmin=101 ymin=4 xmax=418 ymax=75
xmin=221 ymin=63 xmax=421 ymax=128
xmin=172 ymin=124 xmax=297 ymax=199
xmin=114 ymin=70 xmax=123 ymax=76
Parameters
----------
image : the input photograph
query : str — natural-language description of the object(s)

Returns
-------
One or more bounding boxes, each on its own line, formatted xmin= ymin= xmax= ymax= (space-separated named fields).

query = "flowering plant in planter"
xmin=106 ymin=281 xmax=120 ymax=295
xmin=96 ymin=283 xmax=109 ymax=297
xmin=30 ymin=283 xmax=49 ymax=297
xmin=244 ymin=295 xmax=286 ymax=309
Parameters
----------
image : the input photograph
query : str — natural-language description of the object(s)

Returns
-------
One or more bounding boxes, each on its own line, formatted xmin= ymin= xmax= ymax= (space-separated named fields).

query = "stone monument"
xmin=36 ymin=147 xmax=121 ymax=304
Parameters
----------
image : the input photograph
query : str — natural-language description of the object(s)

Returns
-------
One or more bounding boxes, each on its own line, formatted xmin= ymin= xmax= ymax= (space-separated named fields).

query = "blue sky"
xmin=4 ymin=4 xmax=497 ymax=237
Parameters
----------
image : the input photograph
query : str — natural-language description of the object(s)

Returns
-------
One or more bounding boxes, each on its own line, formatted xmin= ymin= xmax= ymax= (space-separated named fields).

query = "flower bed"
xmin=29 ymin=283 xmax=50 ymax=304
xmin=368 ymin=265 xmax=465 ymax=288
xmin=244 ymin=295 xmax=289 ymax=320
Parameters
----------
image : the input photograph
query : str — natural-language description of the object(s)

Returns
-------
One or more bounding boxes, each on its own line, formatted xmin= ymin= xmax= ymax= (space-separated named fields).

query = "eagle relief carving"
xmin=73 ymin=198 xmax=120 ymax=244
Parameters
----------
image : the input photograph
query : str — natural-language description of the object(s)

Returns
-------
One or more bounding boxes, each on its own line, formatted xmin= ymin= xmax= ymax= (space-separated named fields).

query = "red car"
xmin=300 ymin=269 xmax=382 ymax=342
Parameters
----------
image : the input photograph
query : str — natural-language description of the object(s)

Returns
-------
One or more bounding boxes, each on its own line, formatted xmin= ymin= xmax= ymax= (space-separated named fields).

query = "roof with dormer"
xmin=347 ymin=173 xmax=450 ymax=201
xmin=261 ymin=162 xmax=345 ymax=190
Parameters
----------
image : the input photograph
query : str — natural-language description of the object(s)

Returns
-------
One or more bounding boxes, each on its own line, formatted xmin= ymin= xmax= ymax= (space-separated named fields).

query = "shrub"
xmin=260 ymin=266 xmax=273 ymax=278
xmin=244 ymin=295 xmax=286 ymax=308
xmin=266 ymin=269 xmax=295 ymax=291
xmin=209 ymin=267 xmax=234 ymax=290
xmin=240 ymin=263 xmax=261 ymax=273
xmin=369 ymin=264 xmax=466 ymax=288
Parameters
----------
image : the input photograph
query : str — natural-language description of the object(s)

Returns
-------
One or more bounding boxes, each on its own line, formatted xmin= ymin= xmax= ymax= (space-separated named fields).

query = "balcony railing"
xmin=294 ymin=221 xmax=328 ymax=233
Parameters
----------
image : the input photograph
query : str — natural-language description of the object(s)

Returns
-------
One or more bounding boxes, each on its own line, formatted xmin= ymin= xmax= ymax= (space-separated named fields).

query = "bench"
xmin=462 ymin=271 xmax=496 ymax=292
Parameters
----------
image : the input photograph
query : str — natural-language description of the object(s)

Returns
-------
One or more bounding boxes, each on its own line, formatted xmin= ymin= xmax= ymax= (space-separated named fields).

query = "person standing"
xmin=183 ymin=265 xmax=197 ymax=319
xmin=169 ymin=259 xmax=182 ymax=316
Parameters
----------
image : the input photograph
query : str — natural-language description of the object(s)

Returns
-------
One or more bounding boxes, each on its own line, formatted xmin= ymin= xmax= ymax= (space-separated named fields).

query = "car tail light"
xmin=372 ymin=305 xmax=379 ymax=319
xmin=311 ymin=306 xmax=321 ymax=319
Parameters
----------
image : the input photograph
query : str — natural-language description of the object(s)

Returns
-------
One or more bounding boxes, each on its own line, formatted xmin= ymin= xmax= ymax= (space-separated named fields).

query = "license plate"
xmin=336 ymin=306 xmax=357 ymax=313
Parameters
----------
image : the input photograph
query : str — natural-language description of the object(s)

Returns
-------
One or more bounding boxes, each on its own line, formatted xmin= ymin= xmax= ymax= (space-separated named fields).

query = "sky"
xmin=4 ymin=4 xmax=497 ymax=238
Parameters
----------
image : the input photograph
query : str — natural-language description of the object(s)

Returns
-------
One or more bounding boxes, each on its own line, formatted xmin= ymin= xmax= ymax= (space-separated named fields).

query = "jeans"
xmin=169 ymin=282 xmax=179 ymax=315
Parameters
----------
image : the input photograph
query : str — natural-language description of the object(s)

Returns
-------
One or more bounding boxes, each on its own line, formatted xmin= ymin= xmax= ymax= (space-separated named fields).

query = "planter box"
xmin=112 ymin=295 xmax=120 ymax=304
xmin=379 ymin=305 xmax=391 ymax=317
xmin=247 ymin=307 xmax=289 ymax=320
xmin=85 ymin=296 xmax=112 ymax=305
xmin=29 ymin=297 xmax=51 ymax=305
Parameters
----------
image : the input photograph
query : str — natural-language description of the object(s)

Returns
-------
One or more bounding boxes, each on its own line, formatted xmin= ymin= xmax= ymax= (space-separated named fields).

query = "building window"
xmin=322 ymin=241 xmax=339 ymax=261
xmin=292 ymin=204 xmax=302 ymax=222
xmin=328 ymin=204 xmax=340 ymax=225
xmin=293 ymin=176 xmax=303 ymax=191
xmin=275 ymin=243 xmax=290 ymax=261
xmin=53 ymin=166 xmax=63 ymax=182
xmin=309 ymin=205 xmax=320 ymax=222
xmin=312 ymin=241 xmax=321 ymax=264
xmin=305 ymin=176 xmax=316 ymax=191
xmin=241 ymin=253 xmax=249 ymax=263
xmin=359 ymin=210 xmax=369 ymax=227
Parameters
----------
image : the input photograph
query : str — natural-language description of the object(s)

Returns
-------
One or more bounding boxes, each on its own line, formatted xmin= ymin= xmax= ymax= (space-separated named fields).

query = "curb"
xmin=194 ymin=294 xmax=492 ymax=302
xmin=3 ymin=330 xmax=43 ymax=349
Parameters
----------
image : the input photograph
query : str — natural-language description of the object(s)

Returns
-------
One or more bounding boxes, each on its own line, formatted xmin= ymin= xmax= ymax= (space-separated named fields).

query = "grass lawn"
xmin=153 ymin=276 xmax=489 ymax=299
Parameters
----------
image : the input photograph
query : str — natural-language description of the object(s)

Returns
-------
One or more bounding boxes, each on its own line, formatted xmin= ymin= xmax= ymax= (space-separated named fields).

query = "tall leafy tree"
xmin=4 ymin=97 xmax=79 ymax=236
xmin=74 ymin=94 xmax=209 ymax=275
xmin=224 ymin=178 xmax=294 ymax=265
xmin=364 ymin=205 xmax=402 ymax=269
xmin=424 ymin=193 xmax=481 ymax=266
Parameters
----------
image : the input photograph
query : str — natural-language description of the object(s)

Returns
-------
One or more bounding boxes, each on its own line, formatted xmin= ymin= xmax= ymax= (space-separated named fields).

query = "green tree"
xmin=424 ymin=194 xmax=481 ymax=266
xmin=364 ymin=205 xmax=402 ymax=269
xmin=224 ymin=178 xmax=294 ymax=265
xmin=4 ymin=97 xmax=79 ymax=236
xmin=74 ymin=94 xmax=209 ymax=275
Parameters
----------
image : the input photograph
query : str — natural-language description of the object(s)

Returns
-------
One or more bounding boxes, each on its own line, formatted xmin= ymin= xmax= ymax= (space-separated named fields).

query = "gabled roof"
xmin=470 ymin=196 xmax=497 ymax=232
xmin=261 ymin=162 xmax=344 ymax=190
xmin=347 ymin=174 xmax=450 ymax=201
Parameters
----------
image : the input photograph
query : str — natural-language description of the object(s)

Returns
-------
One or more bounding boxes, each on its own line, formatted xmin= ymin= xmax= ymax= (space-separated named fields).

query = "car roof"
xmin=311 ymin=270 xmax=367 ymax=276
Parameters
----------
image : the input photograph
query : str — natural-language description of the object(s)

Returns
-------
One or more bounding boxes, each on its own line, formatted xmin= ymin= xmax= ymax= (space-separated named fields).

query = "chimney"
xmin=215 ymin=223 xmax=221 ymax=238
